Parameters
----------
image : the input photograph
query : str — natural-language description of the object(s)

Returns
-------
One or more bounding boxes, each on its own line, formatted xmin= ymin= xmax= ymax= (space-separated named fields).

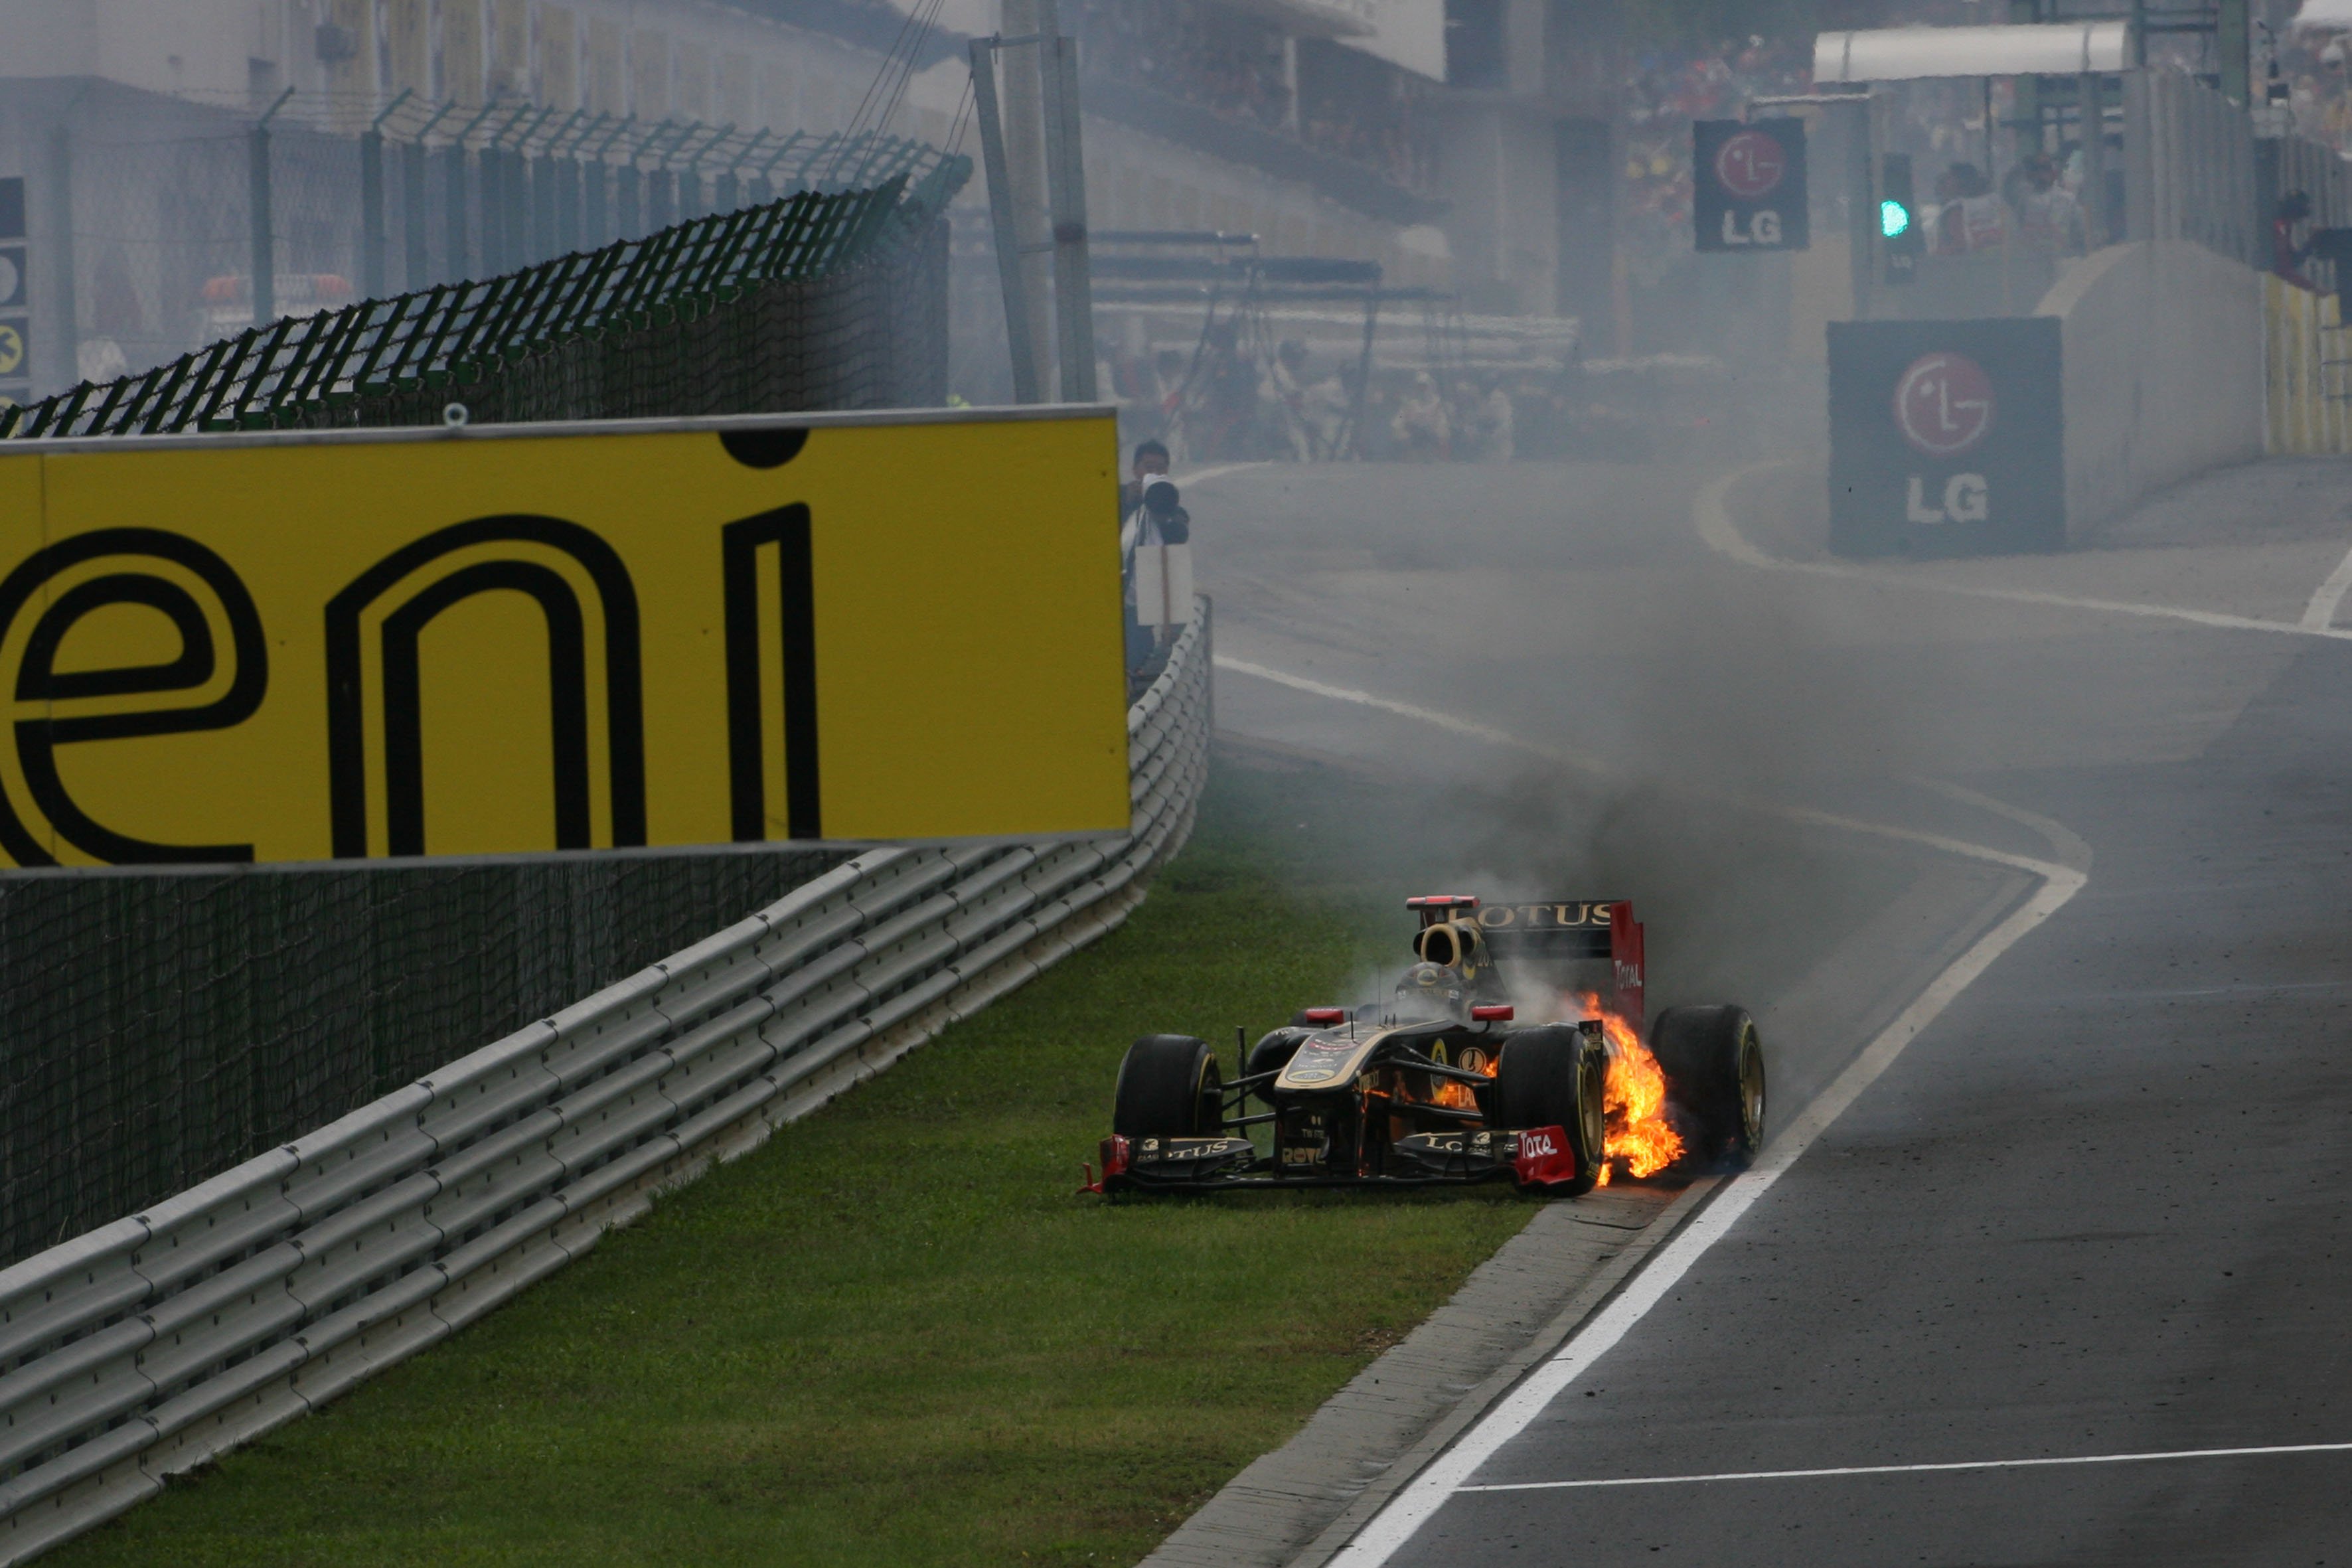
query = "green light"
xmin=1880 ymin=199 xmax=1912 ymax=239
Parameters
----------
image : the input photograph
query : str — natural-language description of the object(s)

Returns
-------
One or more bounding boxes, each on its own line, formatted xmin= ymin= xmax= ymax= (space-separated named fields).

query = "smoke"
xmin=1204 ymin=391 xmax=1940 ymax=1042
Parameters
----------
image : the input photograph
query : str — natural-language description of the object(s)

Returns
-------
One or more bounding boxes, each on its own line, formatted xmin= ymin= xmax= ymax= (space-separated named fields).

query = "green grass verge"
xmin=52 ymin=757 xmax=1536 ymax=1567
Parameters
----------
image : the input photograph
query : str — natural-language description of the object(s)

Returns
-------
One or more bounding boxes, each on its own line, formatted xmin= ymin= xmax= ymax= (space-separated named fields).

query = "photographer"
xmin=1122 ymin=465 xmax=1191 ymax=678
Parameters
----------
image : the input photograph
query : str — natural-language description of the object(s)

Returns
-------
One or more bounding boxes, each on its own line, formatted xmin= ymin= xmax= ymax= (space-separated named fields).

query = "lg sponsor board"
xmin=1693 ymin=119 xmax=1808 ymax=253
xmin=0 ymin=409 xmax=1130 ymax=870
xmin=1826 ymin=318 xmax=2064 ymax=556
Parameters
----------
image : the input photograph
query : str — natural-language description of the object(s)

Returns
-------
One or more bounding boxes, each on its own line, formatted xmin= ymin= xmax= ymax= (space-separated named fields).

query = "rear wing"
xmin=1472 ymin=900 xmax=1646 ymax=1028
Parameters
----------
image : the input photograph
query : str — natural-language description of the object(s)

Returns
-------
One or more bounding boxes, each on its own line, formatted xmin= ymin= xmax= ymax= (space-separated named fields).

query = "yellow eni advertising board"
xmin=0 ymin=408 xmax=1128 ymax=868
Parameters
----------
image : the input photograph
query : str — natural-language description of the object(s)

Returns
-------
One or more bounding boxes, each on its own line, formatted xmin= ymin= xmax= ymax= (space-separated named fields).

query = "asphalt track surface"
xmin=1186 ymin=455 xmax=2352 ymax=1566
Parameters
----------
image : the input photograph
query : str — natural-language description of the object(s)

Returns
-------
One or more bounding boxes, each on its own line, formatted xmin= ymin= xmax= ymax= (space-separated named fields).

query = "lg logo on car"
xmin=1893 ymin=351 xmax=1993 ymax=526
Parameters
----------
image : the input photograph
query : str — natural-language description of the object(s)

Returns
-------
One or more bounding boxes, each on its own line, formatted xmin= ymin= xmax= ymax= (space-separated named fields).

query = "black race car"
xmin=1089 ymin=895 xmax=1764 ymax=1196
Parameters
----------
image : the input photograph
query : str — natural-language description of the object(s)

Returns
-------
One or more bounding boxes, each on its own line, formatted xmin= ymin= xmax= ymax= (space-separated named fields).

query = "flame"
xmin=1577 ymin=992 xmax=1684 ymax=1180
xmin=1427 ymin=1043 xmax=1498 ymax=1111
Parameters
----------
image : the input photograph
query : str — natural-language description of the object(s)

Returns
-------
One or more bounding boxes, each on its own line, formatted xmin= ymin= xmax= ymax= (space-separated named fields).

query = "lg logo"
xmin=1895 ymin=351 xmax=1994 ymax=527
xmin=1907 ymin=473 xmax=1990 ymax=526
xmin=1712 ymin=131 xmax=1787 ymax=247
xmin=1717 ymin=208 xmax=1783 ymax=246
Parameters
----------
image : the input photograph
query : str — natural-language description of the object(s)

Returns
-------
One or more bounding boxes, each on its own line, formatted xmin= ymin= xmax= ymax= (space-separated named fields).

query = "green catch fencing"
xmin=0 ymin=137 xmax=970 ymax=1268
xmin=0 ymin=850 xmax=850 ymax=1270
xmin=3 ymin=157 xmax=966 ymax=439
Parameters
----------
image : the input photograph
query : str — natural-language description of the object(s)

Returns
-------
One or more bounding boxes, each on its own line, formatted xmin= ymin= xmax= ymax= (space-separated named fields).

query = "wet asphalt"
xmin=1190 ymin=456 xmax=2352 ymax=1565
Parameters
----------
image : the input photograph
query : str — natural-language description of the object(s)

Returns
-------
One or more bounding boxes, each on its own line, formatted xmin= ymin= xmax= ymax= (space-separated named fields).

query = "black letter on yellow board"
xmin=0 ymin=529 xmax=268 ymax=866
xmin=722 ymin=505 xmax=820 ymax=840
xmin=327 ymin=516 xmax=643 ymax=858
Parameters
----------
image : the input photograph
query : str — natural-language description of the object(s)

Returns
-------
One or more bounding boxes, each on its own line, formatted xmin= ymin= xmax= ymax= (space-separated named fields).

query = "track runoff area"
xmin=1194 ymin=458 xmax=2352 ymax=1565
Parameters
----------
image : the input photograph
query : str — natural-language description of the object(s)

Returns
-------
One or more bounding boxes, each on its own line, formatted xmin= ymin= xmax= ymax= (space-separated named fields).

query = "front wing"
xmin=1093 ymin=1127 xmax=1581 ymax=1194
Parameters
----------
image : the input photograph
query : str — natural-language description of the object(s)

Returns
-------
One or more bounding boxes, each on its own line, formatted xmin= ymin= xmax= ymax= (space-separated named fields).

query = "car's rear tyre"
xmin=1650 ymin=1005 xmax=1766 ymax=1169
xmin=1494 ymin=1026 xmax=1606 ymax=1195
xmin=1113 ymin=1034 xmax=1224 ymax=1138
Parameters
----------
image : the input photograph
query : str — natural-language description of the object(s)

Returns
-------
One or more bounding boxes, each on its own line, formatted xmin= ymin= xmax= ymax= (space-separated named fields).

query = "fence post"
xmin=969 ymin=37 xmax=1042 ymax=402
xmin=1040 ymin=27 xmax=1096 ymax=402
xmin=404 ymin=139 xmax=430 ymax=288
xmin=250 ymin=87 xmax=293 ymax=329
xmin=2124 ymin=70 xmax=2153 ymax=242
xmin=361 ymin=129 xmax=386 ymax=297
xmin=361 ymin=90 xmax=412 ymax=299
xmin=477 ymin=143 xmax=503 ymax=275
xmin=44 ymin=122 xmax=78 ymax=392
xmin=443 ymin=143 xmax=470 ymax=281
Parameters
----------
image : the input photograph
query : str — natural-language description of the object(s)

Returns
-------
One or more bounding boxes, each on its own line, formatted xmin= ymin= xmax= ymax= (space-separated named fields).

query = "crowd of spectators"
xmin=1074 ymin=0 xmax=1436 ymax=193
xmin=1615 ymin=35 xmax=1814 ymax=291
xmin=2278 ymin=27 xmax=2352 ymax=156
xmin=1079 ymin=0 xmax=1293 ymax=129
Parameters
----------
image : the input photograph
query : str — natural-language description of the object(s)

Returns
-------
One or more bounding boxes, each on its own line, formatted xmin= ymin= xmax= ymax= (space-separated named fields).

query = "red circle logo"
xmin=1714 ymin=130 xmax=1786 ymax=200
xmin=1893 ymin=352 xmax=1995 ymax=458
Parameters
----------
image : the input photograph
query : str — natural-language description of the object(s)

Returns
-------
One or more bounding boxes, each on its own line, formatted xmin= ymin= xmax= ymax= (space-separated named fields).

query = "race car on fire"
xmin=1091 ymin=896 xmax=1765 ymax=1196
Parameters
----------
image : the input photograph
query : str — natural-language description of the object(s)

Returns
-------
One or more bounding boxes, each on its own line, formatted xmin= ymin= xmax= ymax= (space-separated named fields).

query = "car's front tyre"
xmin=1494 ymin=1025 xmax=1607 ymax=1195
xmin=1113 ymin=1034 xmax=1225 ymax=1138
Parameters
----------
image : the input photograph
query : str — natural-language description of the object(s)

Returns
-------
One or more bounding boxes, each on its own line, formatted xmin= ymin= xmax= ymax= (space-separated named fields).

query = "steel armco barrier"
xmin=0 ymin=601 xmax=1210 ymax=1564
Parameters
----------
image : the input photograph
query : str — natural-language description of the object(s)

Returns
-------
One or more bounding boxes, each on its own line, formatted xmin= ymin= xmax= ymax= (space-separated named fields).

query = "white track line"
xmin=1211 ymin=657 xmax=2084 ymax=878
xmin=1326 ymin=840 xmax=2083 ymax=1564
xmin=2302 ymin=540 xmax=2352 ymax=629
xmin=1212 ymin=656 xmax=1599 ymax=771
xmin=1456 ymin=1439 xmax=2352 ymax=1493
xmin=1176 ymin=460 xmax=1271 ymax=489
xmin=1695 ymin=463 xmax=2352 ymax=644
xmin=1210 ymin=655 xmax=2088 ymax=1566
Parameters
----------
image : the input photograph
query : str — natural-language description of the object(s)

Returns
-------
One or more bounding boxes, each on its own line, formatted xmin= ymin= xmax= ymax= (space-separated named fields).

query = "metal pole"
xmin=1000 ymin=0 xmax=1058 ymax=397
xmin=678 ymin=123 xmax=731 ymax=221
xmin=1841 ymin=98 xmax=1873 ymax=322
xmin=250 ymin=86 xmax=294 ymax=329
xmin=1041 ymin=28 xmax=1097 ymax=401
xmin=753 ymin=132 xmax=802 ymax=206
xmin=46 ymin=122 xmax=77 ymax=392
xmin=447 ymin=100 xmax=502 ymax=282
xmin=588 ymin=116 xmax=632 ymax=245
xmin=723 ymin=129 xmax=769 ymax=212
xmin=361 ymin=127 xmax=385 ymax=297
xmin=404 ymin=101 xmax=455 ymax=290
xmin=970 ymin=39 xmax=1041 ymax=403
xmin=2080 ymin=72 xmax=2108 ymax=248
xmin=2219 ymin=0 xmax=2250 ymax=105
xmin=360 ymin=91 xmax=412 ymax=299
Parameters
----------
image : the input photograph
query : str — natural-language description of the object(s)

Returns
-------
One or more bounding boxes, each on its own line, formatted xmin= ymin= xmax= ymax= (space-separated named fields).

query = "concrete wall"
xmin=2037 ymin=238 xmax=2264 ymax=542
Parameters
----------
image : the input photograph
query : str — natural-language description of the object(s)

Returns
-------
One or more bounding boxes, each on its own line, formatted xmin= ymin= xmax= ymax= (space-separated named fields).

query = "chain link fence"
xmin=0 ymin=98 xmax=975 ymax=1269
xmin=0 ymin=848 xmax=850 ymax=1269
xmin=7 ymin=177 xmax=951 ymax=437
xmin=50 ymin=84 xmax=963 ymax=395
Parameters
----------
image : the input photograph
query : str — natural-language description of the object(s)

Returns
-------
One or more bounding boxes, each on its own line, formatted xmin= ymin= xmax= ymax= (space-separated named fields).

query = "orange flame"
xmin=1577 ymin=992 xmax=1684 ymax=1180
xmin=1427 ymin=1042 xmax=1499 ymax=1111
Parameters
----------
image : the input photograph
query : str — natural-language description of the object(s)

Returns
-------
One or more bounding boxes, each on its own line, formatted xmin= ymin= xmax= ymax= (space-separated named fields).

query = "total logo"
xmin=1894 ymin=351 xmax=1994 ymax=527
xmin=1520 ymin=1129 xmax=1559 ymax=1158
